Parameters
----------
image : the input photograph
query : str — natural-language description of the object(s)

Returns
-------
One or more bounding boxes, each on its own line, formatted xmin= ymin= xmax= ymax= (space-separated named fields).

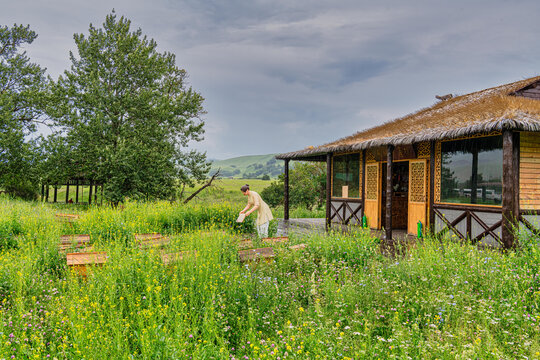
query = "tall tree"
xmin=0 ymin=24 xmax=47 ymax=199
xmin=50 ymin=12 xmax=208 ymax=204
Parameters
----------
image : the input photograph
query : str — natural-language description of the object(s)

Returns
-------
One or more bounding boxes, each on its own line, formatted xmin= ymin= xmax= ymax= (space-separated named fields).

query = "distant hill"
xmin=210 ymin=154 xmax=284 ymax=179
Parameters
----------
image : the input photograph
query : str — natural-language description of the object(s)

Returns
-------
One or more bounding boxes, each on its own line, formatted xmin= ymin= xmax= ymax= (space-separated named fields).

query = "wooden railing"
xmin=519 ymin=210 xmax=540 ymax=236
xmin=330 ymin=199 xmax=362 ymax=225
xmin=433 ymin=204 xmax=502 ymax=245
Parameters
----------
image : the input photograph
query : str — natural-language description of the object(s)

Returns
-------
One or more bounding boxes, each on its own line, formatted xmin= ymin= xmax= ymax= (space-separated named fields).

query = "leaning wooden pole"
xmin=386 ymin=145 xmax=394 ymax=243
xmin=326 ymin=153 xmax=332 ymax=231
xmin=284 ymin=159 xmax=290 ymax=221
xmin=502 ymin=130 xmax=517 ymax=249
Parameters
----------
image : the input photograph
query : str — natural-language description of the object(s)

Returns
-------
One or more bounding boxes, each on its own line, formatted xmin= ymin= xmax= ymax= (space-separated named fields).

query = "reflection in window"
xmin=440 ymin=136 xmax=502 ymax=205
xmin=332 ymin=154 xmax=360 ymax=198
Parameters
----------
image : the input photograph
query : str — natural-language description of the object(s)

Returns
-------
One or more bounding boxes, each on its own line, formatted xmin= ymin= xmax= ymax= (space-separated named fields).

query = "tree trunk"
xmin=183 ymin=169 xmax=221 ymax=204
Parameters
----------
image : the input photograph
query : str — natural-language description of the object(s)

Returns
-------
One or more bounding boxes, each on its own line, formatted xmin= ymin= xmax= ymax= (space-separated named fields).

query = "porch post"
xmin=513 ymin=132 xmax=520 ymax=222
xmin=65 ymin=182 xmax=70 ymax=203
xmin=502 ymin=130 xmax=517 ymax=249
xmin=360 ymin=149 xmax=366 ymax=223
xmin=284 ymin=159 xmax=290 ymax=221
xmin=326 ymin=153 xmax=332 ymax=231
xmin=53 ymin=185 xmax=58 ymax=203
xmin=75 ymin=180 xmax=79 ymax=203
xmin=386 ymin=145 xmax=394 ymax=242
xmin=88 ymin=180 xmax=93 ymax=205
xmin=41 ymin=183 xmax=45 ymax=202
xmin=45 ymin=185 xmax=49 ymax=202
xmin=429 ymin=141 xmax=435 ymax=232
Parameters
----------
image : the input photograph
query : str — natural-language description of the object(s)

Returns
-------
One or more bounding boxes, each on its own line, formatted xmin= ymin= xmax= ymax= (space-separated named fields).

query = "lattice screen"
xmin=434 ymin=141 xmax=441 ymax=203
xmin=417 ymin=142 xmax=431 ymax=159
xmin=365 ymin=164 xmax=378 ymax=200
xmin=366 ymin=150 xmax=376 ymax=162
xmin=359 ymin=152 xmax=363 ymax=199
xmin=409 ymin=161 xmax=426 ymax=202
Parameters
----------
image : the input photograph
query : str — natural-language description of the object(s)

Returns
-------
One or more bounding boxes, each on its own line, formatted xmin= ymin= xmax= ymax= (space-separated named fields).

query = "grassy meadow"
xmin=0 ymin=197 xmax=538 ymax=359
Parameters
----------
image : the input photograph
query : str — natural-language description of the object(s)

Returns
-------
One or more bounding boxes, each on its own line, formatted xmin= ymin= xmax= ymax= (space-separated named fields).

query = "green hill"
xmin=210 ymin=154 xmax=284 ymax=179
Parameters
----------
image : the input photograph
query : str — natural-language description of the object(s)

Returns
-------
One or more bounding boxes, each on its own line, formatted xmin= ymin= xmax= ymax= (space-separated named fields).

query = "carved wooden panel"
xmin=359 ymin=151 xmax=363 ymax=199
xmin=434 ymin=141 xmax=441 ymax=203
xmin=417 ymin=142 xmax=431 ymax=159
xmin=364 ymin=163 xmax=381 ymax=229
xmin=409 ymin=161 xmax=427 ymax=203
xmin=365 ymin=164 xmax=379 ymax=200
xmin=408 ymin=159 xmax=428 ymax=234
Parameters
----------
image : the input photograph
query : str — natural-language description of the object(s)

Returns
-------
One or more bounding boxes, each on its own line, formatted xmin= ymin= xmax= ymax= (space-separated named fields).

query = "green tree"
xmin=262 ymin=162 xmax=326 ymax=210
xmin=49 ymin=12 xmax=208 ymax=204
xmin=0 ymin=24 xmax=47 ymax=199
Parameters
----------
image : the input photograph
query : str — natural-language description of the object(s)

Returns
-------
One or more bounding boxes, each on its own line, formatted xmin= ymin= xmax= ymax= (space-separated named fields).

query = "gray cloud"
xmin=2 ymin=0 xmax=540 ymax=159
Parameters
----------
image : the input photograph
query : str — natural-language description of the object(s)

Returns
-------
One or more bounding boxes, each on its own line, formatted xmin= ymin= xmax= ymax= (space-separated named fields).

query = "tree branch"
xmin=183 ymin=169 xmax=220 ymax=204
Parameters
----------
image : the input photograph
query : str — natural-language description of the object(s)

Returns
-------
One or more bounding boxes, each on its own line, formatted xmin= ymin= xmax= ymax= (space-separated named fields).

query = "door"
xmin=364 ymin=163 xmax=381 ymax=229
xmin=408 ymin=159 xmax=428 ymax=235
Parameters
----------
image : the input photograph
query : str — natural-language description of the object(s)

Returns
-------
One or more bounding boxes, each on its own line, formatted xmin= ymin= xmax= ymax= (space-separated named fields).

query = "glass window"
xmin=332 ymin=154 xmax=360 ymax=198
xmin=440 ymin=136 xmax=502 ymax=205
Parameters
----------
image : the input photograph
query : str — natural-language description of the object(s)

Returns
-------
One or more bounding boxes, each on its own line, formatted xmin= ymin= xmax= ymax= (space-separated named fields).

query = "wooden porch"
xmin=276 ymin=218 xmax=416 ymax=243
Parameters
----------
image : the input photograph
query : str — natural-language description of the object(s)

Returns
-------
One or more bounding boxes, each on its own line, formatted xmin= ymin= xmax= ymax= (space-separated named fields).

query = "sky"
xmin=2 ymin=0 xmax=540 ymax=159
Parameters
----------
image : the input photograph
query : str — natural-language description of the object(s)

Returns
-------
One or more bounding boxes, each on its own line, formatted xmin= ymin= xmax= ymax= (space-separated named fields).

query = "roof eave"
xmin=277 ymin=118 xmax=540 ymax=160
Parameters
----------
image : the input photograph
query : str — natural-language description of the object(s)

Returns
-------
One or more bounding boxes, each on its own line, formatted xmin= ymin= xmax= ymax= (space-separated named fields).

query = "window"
xmin=440 ymin=136 xmax=502 ymax=205
xmin=332 ymin=154 xmax=360 ymax=198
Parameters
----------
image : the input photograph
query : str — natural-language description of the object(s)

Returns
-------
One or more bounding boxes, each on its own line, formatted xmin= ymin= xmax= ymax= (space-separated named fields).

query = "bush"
xmin=262 ymin=162 xmax=326 ymax=209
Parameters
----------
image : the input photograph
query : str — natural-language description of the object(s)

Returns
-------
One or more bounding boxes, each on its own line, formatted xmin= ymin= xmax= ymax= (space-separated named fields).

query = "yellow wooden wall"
xmin=520 ymin=132 xmax=540 ymax=210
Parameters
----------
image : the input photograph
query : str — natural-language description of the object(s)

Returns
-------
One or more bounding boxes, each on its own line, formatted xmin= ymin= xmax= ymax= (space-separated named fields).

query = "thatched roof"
xmin=277 ymin=76 xmax=540 ymax=160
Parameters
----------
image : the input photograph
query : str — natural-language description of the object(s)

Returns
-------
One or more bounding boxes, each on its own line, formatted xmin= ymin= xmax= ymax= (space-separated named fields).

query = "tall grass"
xmin=0 ymin=198 xmax=538 ymax=359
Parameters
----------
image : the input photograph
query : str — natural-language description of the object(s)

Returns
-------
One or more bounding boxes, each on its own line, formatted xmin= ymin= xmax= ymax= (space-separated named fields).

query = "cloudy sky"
xmin=2 ymin=0 xmax=539 ymax=159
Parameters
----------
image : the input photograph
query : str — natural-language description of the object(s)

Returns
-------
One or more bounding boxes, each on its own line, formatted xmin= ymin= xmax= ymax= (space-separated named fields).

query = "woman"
xmin=239 ymin=184 xmax=273 ymax=238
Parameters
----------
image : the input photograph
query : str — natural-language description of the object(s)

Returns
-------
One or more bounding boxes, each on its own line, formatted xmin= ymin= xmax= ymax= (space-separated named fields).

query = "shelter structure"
xmin=277 ymin=76 xmax=540 ymax=248
xmin=41 ymin=178 xmax=103 ymax=205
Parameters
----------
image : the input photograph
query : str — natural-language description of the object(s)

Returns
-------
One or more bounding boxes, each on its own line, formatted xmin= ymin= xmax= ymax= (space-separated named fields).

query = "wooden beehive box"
xmin=262 ymin=236 xmax=289 ymax=245
xmin=160 ymin=250 xmax=197 ymax=265
xmin=135 ymin=233 xmax=170 ymax=249
xmin=55 ymin=213 xmax=80 ymax=222
xmin=58 ymin=234 xmax=92 ymax=253
xmin=289 ymin=243 xmax=307 ymax=251
xmin=66 ymin=251 xmax=107 ymax=277
xmin=238 ymin=247 xmax=275 ymax=263
xmin=134 ymin=233 xmax=163 ymax=241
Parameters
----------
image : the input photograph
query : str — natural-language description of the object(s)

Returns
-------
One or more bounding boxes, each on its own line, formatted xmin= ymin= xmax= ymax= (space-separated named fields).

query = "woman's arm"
xmin=240 ymin=204 xmax=251 ymax=214
xmin=245 ymin=204 xmax=259 ymax=216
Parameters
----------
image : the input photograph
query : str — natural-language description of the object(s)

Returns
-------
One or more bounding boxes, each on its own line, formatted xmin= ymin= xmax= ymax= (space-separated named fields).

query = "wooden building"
xmin=277 ymin=76 xmax=540 ymax=248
